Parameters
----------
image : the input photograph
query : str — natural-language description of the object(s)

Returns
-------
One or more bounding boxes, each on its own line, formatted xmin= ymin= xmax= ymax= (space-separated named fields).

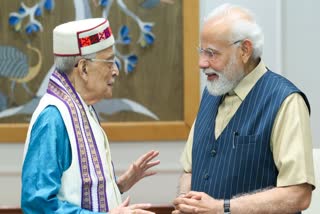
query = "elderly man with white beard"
xmin=172 ymin=3 xmax=315 ymax=214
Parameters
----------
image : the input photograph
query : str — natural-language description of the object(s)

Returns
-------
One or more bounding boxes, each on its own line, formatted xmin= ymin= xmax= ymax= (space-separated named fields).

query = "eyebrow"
xmin=203 ymin=47 xmax=220 ymax=54
xmin=205 ymin=47 xmax=215 ymax=52
xmin=200 ymin=44 xmax=221 ymax=52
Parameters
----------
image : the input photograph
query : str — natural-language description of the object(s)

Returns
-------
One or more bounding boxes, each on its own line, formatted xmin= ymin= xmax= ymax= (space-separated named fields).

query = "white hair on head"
xmin=231 ymin=20 xmax=264 ymax=59
xmin=205 ymin=3 xmax=264 ymax=59
xmin=54 ymin=53 xmax=96 ymax=74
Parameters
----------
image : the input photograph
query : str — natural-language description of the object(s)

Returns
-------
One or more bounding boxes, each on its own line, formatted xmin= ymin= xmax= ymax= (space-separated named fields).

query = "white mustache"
xmin=203 ymin=68 xmax=220 ymax=76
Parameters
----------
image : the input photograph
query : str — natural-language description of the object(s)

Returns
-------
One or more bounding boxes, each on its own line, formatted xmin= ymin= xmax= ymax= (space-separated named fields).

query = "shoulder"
xmin=265 ymin=71 xmax=310 ymax=112
xmin=32 ymin=105 xmax=66 ymax=131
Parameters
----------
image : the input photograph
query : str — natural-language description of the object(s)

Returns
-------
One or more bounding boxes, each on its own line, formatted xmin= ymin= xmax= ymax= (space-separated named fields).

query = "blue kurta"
xmin=21 ymin=106 xmax=105 ymax=214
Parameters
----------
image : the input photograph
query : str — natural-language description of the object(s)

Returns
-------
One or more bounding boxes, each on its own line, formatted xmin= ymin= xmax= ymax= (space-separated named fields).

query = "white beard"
xmin=205 ymin=54 xmax=245 ymax=96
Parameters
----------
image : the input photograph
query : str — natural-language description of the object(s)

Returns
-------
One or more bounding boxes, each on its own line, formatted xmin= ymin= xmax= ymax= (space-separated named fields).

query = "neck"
xmin=244 ymin=58 xmax=260 ymax=75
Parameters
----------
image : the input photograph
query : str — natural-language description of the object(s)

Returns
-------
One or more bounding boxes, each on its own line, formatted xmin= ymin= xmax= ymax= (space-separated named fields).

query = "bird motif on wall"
xmin=0 ymin=44 xmax=42 ymax=105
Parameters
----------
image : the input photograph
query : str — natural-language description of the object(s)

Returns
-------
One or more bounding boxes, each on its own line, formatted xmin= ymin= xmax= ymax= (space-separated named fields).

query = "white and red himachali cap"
xmin=53 ymin=18 xmax=114 ymax=56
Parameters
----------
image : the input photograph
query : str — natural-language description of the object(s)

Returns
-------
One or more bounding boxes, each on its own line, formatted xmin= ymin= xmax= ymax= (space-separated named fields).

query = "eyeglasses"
xmin=198 ymin=40 xmax=243 ymax=59
xmin=74 ymin=58 xmax=117 ymax=68
xmin=84 ymin=58 xmax=116 ymax=66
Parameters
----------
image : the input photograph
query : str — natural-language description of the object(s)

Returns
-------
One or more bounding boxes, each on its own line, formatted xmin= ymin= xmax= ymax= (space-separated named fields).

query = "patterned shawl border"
xmin=51 ymin=71 xmax=108 ymax=212
xmin=47 ymin=78 xmax=93 ymax=210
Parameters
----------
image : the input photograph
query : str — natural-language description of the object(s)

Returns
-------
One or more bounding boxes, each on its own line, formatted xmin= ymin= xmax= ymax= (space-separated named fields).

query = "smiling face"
xmin=199 ymin=18 xmax=246 ymax=96
xmin=76 ymin=46 xmax=119 ymax=104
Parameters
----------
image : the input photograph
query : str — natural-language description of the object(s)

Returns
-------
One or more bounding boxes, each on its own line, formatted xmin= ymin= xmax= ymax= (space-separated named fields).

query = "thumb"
xmin=120 ymin=196 xmax=130 ymax=207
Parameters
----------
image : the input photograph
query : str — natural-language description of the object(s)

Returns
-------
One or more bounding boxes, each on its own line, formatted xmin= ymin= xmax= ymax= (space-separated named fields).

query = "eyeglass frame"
xmin=74 ymin=58 xmax=117 ymax=68
xmin=198 ymin=40 xmax=243 ymax=60
xmin=84 ymin=58 xmax=116 ymax=65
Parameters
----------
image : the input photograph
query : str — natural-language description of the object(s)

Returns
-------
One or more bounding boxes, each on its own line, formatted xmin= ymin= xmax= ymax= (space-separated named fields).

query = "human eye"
xmin=104 ymin=58 xmax=116 ymax=68
xmin=106 ymin=57 xmax=115 ymax=63
xmin=205 ymin=48 xmax=218 ymax=58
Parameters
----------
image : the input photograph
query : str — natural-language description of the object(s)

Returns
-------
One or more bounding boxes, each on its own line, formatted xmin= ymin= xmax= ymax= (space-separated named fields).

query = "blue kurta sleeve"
xmin=21 ymin=106 xmax=105 ymax=214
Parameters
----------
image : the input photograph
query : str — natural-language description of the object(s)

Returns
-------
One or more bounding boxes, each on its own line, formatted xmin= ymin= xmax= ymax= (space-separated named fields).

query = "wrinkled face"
xmin=199 ymin=21 xmax=245 ymax=96
xmin=203 ymin=50 xmax=245 ymax=96
xmin=85 ymin=47 xmax=119 ymax=101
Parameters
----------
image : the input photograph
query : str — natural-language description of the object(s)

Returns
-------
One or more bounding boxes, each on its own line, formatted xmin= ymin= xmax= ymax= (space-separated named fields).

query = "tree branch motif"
xmin=99 ymin=0 xmax=156 ymax=74
xmin=8 ymin=0 xmax=169 ymax=74
xmin=8 ymin=0 xmax=55 ymax=34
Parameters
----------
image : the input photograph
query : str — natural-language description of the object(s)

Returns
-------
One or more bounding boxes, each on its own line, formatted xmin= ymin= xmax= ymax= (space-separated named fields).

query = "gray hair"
xmin=206 ymin=3 xmax=264 ymax=59
xmin=54 ymin=53 xmax=96 ymax=74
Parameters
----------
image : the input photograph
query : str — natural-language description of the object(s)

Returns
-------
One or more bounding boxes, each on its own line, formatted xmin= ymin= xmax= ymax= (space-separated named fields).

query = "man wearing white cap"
xmin=21 ymin=18 xmax=159 ymax=213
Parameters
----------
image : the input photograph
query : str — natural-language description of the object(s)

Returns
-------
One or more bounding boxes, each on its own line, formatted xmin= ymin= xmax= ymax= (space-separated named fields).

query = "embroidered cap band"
xmin=53 ymin=18 xmax=114 ymax=56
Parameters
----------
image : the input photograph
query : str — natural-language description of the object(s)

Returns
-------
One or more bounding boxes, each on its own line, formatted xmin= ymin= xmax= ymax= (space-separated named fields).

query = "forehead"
xmin=96 ymin=46 xmax=114 ymax=58
xmin=200 ymin=19 xmax=232 ymax=48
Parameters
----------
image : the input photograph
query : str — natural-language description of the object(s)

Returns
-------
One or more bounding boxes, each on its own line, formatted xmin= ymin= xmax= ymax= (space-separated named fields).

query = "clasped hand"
xmin=172 ymin=191 xmax=223 ymax=214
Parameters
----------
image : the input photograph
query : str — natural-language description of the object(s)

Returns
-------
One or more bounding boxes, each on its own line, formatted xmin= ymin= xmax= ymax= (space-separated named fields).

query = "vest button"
xmin=211 ymin=149 xmax=217 ymax=157
xmin=203 ymin=173 xmax=209 ymax=180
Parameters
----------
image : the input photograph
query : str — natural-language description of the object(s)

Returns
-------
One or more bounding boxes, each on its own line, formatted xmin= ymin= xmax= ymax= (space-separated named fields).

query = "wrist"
xmin=116 ymin=180 xmax=125 ymax=194
xmin=223 ymin=199 xmax=231 ymax=214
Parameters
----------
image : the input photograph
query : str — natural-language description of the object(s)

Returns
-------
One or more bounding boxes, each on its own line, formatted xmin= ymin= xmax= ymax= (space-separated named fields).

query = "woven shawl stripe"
xmin=47 ymin=79 xmax=93 ymax=209
xmin=54 ymin=71 xmax=108 ymax=212
xmin=50 ymin=74 xmax=97 ymax=210
xmin=50 ymin=74 xmax=94 ymax=209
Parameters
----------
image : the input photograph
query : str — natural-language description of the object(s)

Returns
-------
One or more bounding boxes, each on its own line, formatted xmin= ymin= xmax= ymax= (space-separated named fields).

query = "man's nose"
xmin=199 ymin=55 xmax=210 ymax=69
xmin=113 ymin=65 xmax=119 ymax=77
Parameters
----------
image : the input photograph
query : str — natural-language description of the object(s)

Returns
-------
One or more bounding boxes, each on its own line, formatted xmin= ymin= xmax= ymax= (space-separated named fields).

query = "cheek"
xmin=209 ymin=59 xmax=228 ymax=72
xmin=105 ymin=70 xmax=114 ymax=80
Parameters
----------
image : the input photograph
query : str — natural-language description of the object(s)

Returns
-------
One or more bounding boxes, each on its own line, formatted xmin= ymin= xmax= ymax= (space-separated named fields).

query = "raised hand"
xmin=117 ymin=150 xmax=160 ymax=193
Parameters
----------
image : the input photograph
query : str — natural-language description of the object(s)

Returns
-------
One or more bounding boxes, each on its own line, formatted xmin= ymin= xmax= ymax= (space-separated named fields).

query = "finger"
xmin=173 ymin=197 xmax=185 ymax=206
xmin=185 ymin=191 xmax=203 ymax=199
xmin=171 ymin=210 xmax=181 ymax=214
xmin=130 ymin=203 xmax=152 ymax=210
xmin=133 ymin=208 xmax=155 ymax=214
xmin=190 ymin=195 xmax=201 ymax=200
xmin=140 ymin=159 xmax=160 ymax=172
xmin=144 ymin=160 xmax=161 ymax=170
xmin=136 ymin=151 xmax=159 ymax=166
xmin=176 ymin=204 xmax=198 ymax=213
xmin=181 ymin=198 xmax=203 ymax=207
xmin=175 ymin=197 xmax=200 ymax=207
xmin=144 ymin=151 xmax=159 ymax=162
xmin=120 ymin=196 xmax=130 ymax=207
xmin=141 ymin=171 xmax=157 ymax=178
xmin=173 ymin=198 xmax=186 ymax=211
xmin=145 ymin=151 xmax=160 ymax=164
xmin=176 ymin=193 xmax=192 ymax=199
xmin=140 ymin=150 xmax=157 ymax=162
xmin=173 ymin=199 xmax=179 ymax=206
xmin=186 ymin=191 xmax=202 ymax=196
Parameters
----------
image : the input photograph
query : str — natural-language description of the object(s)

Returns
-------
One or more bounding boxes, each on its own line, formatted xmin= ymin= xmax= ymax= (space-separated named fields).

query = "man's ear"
xmin=77 ymin=59 xmax=89 ymax=80
xmin=240 ymin=39 xmax=253 ymax=63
